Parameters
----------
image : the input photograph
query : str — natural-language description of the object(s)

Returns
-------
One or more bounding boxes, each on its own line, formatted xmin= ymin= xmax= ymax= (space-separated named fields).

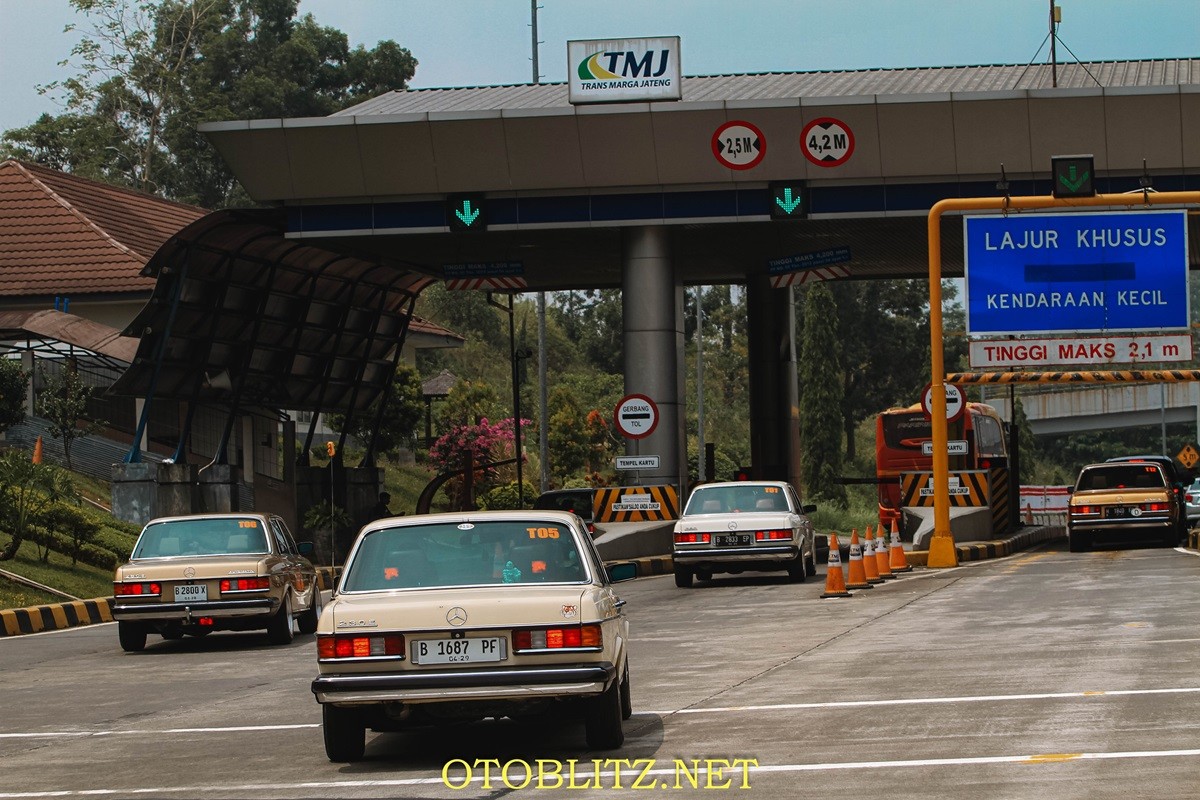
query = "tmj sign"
xmin=568 ymin=37 xmax=682 ymax=104
xmin=963 ymin=210 xmax=1189 ymax=336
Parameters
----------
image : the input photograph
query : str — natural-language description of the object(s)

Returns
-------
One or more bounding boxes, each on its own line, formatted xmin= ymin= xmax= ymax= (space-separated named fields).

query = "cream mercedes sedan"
xmin=112 ymin=513 xmax=319 ymax=651
xmin=672 ymin=480 xmax=817 ymax=588
xmin=310 ymin=510 xmax=635 ymax=762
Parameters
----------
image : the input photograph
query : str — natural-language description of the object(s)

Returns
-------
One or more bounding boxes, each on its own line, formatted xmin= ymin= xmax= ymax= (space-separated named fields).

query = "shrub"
xmin=478 ymin=481 xmax=539 ymax=510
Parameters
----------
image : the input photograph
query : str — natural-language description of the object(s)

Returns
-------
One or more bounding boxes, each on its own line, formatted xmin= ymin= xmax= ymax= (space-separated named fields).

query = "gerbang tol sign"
xmin=568 ymin=37 xmax=682 ymax=104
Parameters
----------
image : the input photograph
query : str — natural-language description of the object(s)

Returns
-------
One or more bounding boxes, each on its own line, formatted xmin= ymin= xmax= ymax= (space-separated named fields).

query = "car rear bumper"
xmin=1068 ymin=519 xmax=1173 ymax=536
xmin=311 ymin=662 xmax=617 ymax=704
xmin=112 ymin=597 xmax=276 ymax=622
xmin=672 ymin=545 xmax=800 ymax=564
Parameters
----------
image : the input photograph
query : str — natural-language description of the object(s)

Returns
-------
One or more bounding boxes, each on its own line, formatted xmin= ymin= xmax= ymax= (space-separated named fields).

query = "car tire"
xmin=673 ymin=565 xmax=693 ymax=588
xmin=267 ymin=593 xmax=294 ymax=645
xmin=323 ymin=704 xmax=366 ymax=763
xmin=786 ymin=558 xmax=806 ymax=583
xmin=1068 ymin=532 xmax=1090 ymax=553
xmin=584 ymin=677 xmax=625 ymax=750
xmin=804 ymin=549 xmax=818 ymax=577
xmin=297 ymin=589 xmax=321 ymax=635
xmin=118 ymin=621 xmax=147 ymax=652
xmin=619 ymin=663 xmax=632 ymax=721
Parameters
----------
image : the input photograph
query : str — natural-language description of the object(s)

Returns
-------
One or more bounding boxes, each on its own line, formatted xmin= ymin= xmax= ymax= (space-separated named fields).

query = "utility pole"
xmin=1049 ymin=1 xmax=1059 ymax=88
xmin=532 ymin=0 xmax=549 ymax=492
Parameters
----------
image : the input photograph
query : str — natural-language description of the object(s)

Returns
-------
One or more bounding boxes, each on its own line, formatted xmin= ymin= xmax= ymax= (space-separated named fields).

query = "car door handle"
xmin=614 ymin=598 xmax=627 ymax=609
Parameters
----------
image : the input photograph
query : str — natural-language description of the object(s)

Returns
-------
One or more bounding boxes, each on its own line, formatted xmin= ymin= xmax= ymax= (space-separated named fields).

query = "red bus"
xmin=875 ymin=402 xmax=1008 ymax=528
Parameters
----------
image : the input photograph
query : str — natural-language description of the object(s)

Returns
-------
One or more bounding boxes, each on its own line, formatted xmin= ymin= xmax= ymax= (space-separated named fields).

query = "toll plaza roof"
xmin=334 ymin=59 xmax=1200 ymax=116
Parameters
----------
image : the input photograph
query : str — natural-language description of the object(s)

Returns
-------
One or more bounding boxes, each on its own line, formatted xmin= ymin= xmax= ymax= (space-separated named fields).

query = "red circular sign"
xmin=920 ymin=382 xmax=966 ymax=423
xmin=801 ymin=116 xmax=855 ymax=168
xmin=712 ymin=120 xmax=766 ymax=170
xmin=614 ymin=393 xmax=659 ymax=439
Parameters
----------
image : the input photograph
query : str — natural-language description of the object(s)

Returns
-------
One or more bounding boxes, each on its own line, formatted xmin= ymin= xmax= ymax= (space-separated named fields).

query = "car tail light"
xmin=114 ymin=582 xmax=161 ymax=596
xmin=1070 ymin=505 xmax=1097 ymax=516
xmin=317 ymin=633 xmax=405 ymax=659
xmin=1141 ymin=502 xmax=1170 ymax=512
xmin=512 ymin=624 xmax=602 ymax=652
xmin=220 ymin=576 xmax=271 ymax=592
xmin=198 ymin=617 xmax=214 ymax=626
xmin=755 ymin=529 xmax=792 ymax=541
xmin=674 ymin=533 xmax=711 ymax=544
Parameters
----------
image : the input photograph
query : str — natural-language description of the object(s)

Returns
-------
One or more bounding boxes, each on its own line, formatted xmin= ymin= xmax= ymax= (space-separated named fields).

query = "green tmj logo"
xmin=578 ymin=49 xmax=671 ymax=81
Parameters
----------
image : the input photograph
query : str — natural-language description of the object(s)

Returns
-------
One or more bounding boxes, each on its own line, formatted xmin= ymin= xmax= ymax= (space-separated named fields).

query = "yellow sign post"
xmin=926 ymin=190 xmax=1200 ymax=568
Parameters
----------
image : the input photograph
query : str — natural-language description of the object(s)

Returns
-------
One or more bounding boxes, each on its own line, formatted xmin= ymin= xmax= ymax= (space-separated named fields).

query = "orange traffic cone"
xmin=888 ymin=519 xmax=912 ymax=573
xmin=845 ymin=529 xmax=873 ymax=590
xmin=862 ymin=524 xmax=882 ymax=584
xmin=820 ymin=533 xmax=853 ymax=598
xmin=874 ymin=524 xmax=894 ymax=579
xmin=32 ymin=436 xmax=42 ymax=464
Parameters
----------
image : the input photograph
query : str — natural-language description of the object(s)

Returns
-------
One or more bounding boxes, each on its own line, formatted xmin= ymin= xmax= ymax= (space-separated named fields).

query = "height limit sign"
xmin=614 ymin=394 xmax=659 ymax=440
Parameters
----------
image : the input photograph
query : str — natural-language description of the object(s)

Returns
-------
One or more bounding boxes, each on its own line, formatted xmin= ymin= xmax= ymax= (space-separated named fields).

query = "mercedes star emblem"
xmin=183 ymin=566 xmax=195 ymax=578
xmin=728 ymin=521 xmax=738 ymax=531
xmin=446 ymin=607 xmax=467 ymax=626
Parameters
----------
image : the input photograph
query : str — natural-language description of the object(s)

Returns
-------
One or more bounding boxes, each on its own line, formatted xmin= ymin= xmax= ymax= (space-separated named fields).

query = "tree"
xmin=35 ymin=363 xmax=107 ymax=471
xmin=2 ymin=0 xmax=417 ymax=207
xmin=437 ymin=379 xmax=504 ymax=431
xmin=798 ymin=284 xmax=847 ymax=506
xmin=328 ymin=363 xmax=424 ymax=460
xmin=0 ymin=450 xmax=80 ymax=561
xmin=0 ymin=359 xmax=29 ymax=434
xmin=547 ymin=386 xmax=590 ymax=482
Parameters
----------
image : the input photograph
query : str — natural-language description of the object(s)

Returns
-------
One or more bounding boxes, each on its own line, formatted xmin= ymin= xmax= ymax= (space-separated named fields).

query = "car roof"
xmin=358 ymin=509 xmax=583 ymax=535
xmin=144 ymin=512 xmax=273 ymax=525
xmin=689 ymin=480 xmax=791 ymax=491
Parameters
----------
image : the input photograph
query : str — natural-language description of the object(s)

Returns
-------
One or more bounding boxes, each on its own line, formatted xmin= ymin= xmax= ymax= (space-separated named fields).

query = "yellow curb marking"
xmin=1025 ymin=753 xmax=1083 ymax=763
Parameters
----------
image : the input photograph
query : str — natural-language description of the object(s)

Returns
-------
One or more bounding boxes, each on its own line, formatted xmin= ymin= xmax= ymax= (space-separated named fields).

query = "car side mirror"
xmin=297 ymin=541 xmax=315 ymax=556
xmin=802 ymin=504 xmax=817 ymax=514
xmin=606 ymin=562 xmax=637 ymax=583
xmin=1066 ymin=487 xmax=1074 ymax=495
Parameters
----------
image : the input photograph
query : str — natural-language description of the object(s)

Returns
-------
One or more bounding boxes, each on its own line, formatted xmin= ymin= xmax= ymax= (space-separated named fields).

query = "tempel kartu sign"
xmin=568 ymin=37 xmax=682 ymax=104
xmin=964 ymin=210 xmax=1189 ymax=335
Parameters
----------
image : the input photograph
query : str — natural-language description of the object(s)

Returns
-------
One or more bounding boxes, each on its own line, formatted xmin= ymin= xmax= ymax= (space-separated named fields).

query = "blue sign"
xmin=442 ymin=262 xmax=524 ymax=279
xmin=964 ymin=210 xmax=1189 ymax=335
xmin=768 ymin=246 xmax=852 ymax=275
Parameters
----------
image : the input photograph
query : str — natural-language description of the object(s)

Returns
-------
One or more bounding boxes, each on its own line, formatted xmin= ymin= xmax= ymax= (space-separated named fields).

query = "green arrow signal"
xmin=1059 ymin=164 xmax=1090 ymax=193
xmin=774 ymin=187 xmax=803 ymax=214
xmin=454 ymin=200 xmax=481 ymax=226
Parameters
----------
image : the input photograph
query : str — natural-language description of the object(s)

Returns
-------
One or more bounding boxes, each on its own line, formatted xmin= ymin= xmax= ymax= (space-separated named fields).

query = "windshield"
xmin=132 ymin=518 xmax=269 ymax=558
xmin=684 ymin=485 xmax=792 ymax=515
xmin=1077 ymin=465 xmax=1167 ymax=491
xmin=341 ymin=519 xmax=589 ymax=591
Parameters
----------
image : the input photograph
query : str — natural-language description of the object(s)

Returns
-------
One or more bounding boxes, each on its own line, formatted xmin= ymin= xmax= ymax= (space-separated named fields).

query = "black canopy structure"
xmin=109 ymin=208 xmax=436 ymax=464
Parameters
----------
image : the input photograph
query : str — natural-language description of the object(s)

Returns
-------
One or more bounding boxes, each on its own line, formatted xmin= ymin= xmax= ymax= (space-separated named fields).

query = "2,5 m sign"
xmin=964 ymin=210 xmax=1189 ymax=335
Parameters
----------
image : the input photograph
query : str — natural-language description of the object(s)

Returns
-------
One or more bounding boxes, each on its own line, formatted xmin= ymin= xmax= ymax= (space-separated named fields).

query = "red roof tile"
xmin=0 ymin=160 xmax=207 ymax=299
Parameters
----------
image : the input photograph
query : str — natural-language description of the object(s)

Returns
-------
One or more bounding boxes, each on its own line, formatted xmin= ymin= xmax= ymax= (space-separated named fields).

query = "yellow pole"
xmin=925 ymin=190 xmax=1200 ymax=568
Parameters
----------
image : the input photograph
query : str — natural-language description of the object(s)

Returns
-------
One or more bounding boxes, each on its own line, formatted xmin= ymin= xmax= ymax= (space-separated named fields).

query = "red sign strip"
xmin=445 ymin=276 xmax=529 ymax=291
xmin=770 ymin=265 xmax=851 ymax=288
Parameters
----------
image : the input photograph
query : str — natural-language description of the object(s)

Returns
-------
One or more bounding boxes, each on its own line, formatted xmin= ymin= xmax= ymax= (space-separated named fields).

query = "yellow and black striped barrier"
xmin=0 ymin=597 xmax=113 ymax=637
xmin=901 ymin=470 xmax=989 ymax=508
xmin=594 ymin=485 xmax=680 ymax=523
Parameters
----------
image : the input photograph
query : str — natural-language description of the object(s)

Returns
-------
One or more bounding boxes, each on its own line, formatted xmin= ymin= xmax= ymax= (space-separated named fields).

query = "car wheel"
xmin=673 ymin=565 xmax=693 ymax=588
xmin=584 ymin=677 xmax=625 ymax=750
xmin=297 ymin=588 xmax=321 ymax=635
xmin=1068 ymin=532 xmax=1090 ymax=553
xmin=619 ymin=663 xmax=632 ymax=721
xmin=267 ymin=593 xmax=294 ymax=645
xmin=786 ymin=557 xmax=806 ymax=583
xmin=323 ymin=704 xmax=366 ymax=763
xmin=804 ymin=549 xmax=818 ymax=577
xmin=118 ymin=621 xmax=147 ymax=652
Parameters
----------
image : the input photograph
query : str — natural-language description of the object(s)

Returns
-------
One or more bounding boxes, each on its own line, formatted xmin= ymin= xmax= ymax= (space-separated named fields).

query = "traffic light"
xmin=735 ymin=466 xmax=753 ymax=481
xmin=446 ymin=193 xmax=487 ymax=232
xmin=768 ymin=181 xmax=808 ymax=220
xmin=1051 ymin=154 xmax=1095 ymax=199
xmin=325 ymin=441 xmax=336 ymax=458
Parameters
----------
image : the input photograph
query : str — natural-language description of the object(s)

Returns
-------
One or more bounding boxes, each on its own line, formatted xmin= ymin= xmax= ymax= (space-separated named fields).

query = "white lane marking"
xmin=2 ymin=748 xmax=1200 ymax=797
xmin=650 ymin=685 xmax=1200 ymax=716
xmin=0 ymin=724 xmax=318 ymax=739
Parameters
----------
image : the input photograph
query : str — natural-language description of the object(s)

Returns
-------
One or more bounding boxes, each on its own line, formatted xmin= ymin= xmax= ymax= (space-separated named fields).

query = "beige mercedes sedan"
xmin=310 ymin=510 xmax=635 ymax=762
xmin=112 ymin=513 xmax=319 ymax=651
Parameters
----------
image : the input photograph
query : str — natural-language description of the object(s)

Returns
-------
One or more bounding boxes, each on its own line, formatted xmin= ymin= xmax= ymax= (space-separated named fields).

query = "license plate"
xmin=714 ymin=533 xmax=753 ymax=547
xmin=412 ymin=637 xmax=506 ymax=665
xmin=174 ymin=584 xmax=208 ymax=602
xmin=1104 ymin=506 xmax=1131 ymax=518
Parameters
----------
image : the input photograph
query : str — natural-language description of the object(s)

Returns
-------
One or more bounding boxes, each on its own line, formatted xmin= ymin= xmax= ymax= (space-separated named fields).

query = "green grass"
xmin=0 ymin=531 xmax=115 ymax=607
xmin=808 ymin=485 xmax=882 ymax=539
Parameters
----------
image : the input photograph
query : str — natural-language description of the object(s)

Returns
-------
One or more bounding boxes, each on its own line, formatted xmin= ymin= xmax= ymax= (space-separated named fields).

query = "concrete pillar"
xmin=746 ymin=276 xmax=800 ymax=485
xmin=156 ymin=463 xmax=198 ymax=517
xmin=197 ymin=464 xmax=239 ymax=513
xmin=21 ymin=351 xmax=34 ymax=415
xmin=621 ymin=226 xmax=686 ymax=494
xmin=111 ymin=462 xmax=158 ymax=527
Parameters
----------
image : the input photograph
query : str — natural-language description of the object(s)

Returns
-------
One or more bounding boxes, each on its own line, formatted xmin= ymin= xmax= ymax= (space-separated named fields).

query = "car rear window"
xmin=532 ymin=491 xmax=595 ymax=519
xmin=684 ymin=485 xmax=791 ymax=514
xmin=1077 ymin=465 xmax=1167 ymax=491
xmin=340 ymin=519 xmax=589 ymax=591
xmin=132 ymin=518 xmax=269 ymax=558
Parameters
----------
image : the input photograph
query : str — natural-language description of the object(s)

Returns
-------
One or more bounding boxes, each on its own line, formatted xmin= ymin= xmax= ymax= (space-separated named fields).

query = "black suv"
xmin=532 ymin=489 xmax=598 ymax=535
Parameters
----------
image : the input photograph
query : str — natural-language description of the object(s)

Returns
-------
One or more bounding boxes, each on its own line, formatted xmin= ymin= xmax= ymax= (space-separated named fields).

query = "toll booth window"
xmin=974 ymin=415 xmax=1005 ymax=457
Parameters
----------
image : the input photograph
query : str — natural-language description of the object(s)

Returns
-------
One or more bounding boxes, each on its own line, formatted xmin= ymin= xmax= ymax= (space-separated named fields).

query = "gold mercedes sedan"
xmin=112 ymin=513 xmax=319 ymax=651
xmin=310 ymin=510 xmax=635 ymax=762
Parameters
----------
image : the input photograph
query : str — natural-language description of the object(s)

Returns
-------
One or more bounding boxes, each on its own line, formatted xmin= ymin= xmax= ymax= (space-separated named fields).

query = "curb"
xmin=906 ymin=526 xmax=1065 ymax=567
xmin=0 ymin=597 xmax=114 ymax=637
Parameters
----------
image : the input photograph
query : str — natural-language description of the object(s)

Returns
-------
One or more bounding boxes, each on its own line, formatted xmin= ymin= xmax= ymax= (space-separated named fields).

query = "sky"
xmin=0 ymin=0 xmax=1197 ymax=135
